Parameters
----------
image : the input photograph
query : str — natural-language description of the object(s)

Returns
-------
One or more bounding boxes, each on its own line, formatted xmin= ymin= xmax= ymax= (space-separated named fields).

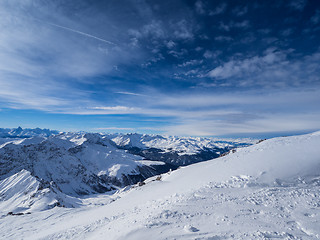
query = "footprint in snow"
xmin=184 ymin=225 xmax=199 ymax=232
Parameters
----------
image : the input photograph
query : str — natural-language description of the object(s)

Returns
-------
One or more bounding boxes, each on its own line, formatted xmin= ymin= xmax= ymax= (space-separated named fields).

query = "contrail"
xmin=34 ymin=18 xmax=117 ymax=46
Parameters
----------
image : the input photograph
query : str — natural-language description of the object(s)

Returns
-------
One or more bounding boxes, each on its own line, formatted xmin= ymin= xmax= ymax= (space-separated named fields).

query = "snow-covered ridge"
xmin=0 ymin=127 xmax=59 ymax=138
xmin=164 ymin=130 xmax=320 ymax=187
xmin=0 ymin=169 xmax=80 ymax=215
xmin=0 ymin=127 xmax=255 ymax=168
xmin=110 ymin=133 xmax=256 ymax=155
xmin=0 ymin=127 xmax=255 ymax=156
xmin=0 ymin=133 xmax=165 ymax=197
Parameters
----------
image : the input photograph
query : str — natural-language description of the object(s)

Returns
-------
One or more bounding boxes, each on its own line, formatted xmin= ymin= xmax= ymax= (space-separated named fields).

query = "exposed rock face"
xmin=0 ymin=129 xmax=254 ymax=198
xmin=0 ymin=133 xmax=180 ymax=196
xmin=122 ymin=146 xmax=225 ymax=166
xmin=110 ymin=133 xmax=253 ymax=166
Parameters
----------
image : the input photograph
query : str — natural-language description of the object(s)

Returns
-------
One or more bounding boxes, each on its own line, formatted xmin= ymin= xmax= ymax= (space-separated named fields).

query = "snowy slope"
xmin=0 ymin=169 xmax=80 ymax=215
xmin=0 ymin=131 xmax=319 ymax=239
xmin=0 ymin=133 xmax=169 ymax=197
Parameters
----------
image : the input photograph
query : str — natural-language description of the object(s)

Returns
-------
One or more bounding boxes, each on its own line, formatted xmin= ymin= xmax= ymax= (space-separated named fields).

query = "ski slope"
xmin=0 ymin=131 xmax=319 ymax=239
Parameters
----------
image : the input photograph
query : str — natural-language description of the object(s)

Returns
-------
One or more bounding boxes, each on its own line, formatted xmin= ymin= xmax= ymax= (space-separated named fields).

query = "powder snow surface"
xmin=0 ymin=132 xmax=320 ymax=239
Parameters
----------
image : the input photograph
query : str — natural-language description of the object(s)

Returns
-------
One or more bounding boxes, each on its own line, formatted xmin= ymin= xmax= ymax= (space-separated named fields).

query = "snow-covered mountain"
xmin=0 ymin=131 xmax=319 ymax=239
xmin=0 ymin=169 xmax=80 ymax=214
xmin=0 ymin=133 xmax=173 ymax=197
xmin=0 ymin=127 xmax=59 ymax=138
xmin=110 ymin=133 xmax=255 ymax=166
xmin=0 ymin=128 xmax=254 ymax=214
xmin=111 ymin=133 xmax=254 ymax=154
xmin=0 ymin=128 xmax=254 ymax=200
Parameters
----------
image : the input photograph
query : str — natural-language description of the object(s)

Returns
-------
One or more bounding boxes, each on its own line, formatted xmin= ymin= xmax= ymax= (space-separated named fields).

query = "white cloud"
xmin=116 ymin=92 xmax=145 ymax=97
xmin=128 ymin=14 xmax=196 ymax=43
xmin=218 ymin=20 xmax=250 ymax=31
xmin=214 ymin=36 xmax=233 ymax=42
xmin=240 ymin=34 xmax=256 ymax=44
xmin=1 ymin=0 xmax=319 ymax=137
xmin=203 ymin=50 xmax=222 ymax=59
xmin=173 ymin=19 xmax=194 ymax=40
xmin=94 ymin=127 xmax=134 ymax=131
xmin=168 ymin=49 xmax=188 ymax=58
xmin=144 ymin=89 xmax=320 ymax=136
xmin=311 ymin=10 xmax=320 ymax=24
xmin=163 ymin=113 xmax=320 ymax=136
xmin=207 ymin=48 xmax=320 ymax=88
xmin=0 ymin=71 xmax=86 ymax=111
xmin=195 ymin=0 xmax=205 ymax=14
xmin=89 ymin=106 xmax=134 ymax=111
xmin=280 ymin=28 xmax=294 ymax=37
xmin=209 ymin=3 xmax=227 ymax=16
xmin=233 ymin=20 xmax=250 ymax=29
xmin=142 ymin=20 xmax=166 ymax=39
xmin=178 ymin=60 xmax=203 ymax=67
xmin=289 ymin=0 xmax=308 ymax=11
xmin=166 ymin=40 xmax=175 ymax=49
xmin=218 ymin=22 xmax=230 ymax=31
xmin=232 ymin=6 xmax=248 ymax=16
xmin=63 ymin=106 xmax=137 ymax=115
xmin=0 ymin=0 xmax=148 ymax=112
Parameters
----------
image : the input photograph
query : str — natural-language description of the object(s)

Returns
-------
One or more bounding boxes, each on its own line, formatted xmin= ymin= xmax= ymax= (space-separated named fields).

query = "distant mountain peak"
xmin=0 ymin=127 xmax=59 ymax=138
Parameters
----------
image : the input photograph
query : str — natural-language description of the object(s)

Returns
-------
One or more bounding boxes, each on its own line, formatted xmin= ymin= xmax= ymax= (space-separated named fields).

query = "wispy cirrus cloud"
xmin=142 ymin=89 xmax=320 ymax=136
xmin=209 ymin=3 xmax=227 ymax=16
xmin=289 ymin=0 xmax=308 ymax=11
xmin=93 ymin=127 xmax=134 ymax=131
xmin=116 ymin=92 xmax=146 ymax=97
xmin=218 ymin=20 xmax=250 ymax=31
xmin=60 ymin=88 xmax=320 ymax=136
xmin=90 ymin=106 xmax=134 ymax=111
xmin=163 ymin=112 xmax=320 ymax=137
xmin=38 ymin=20 xmax=117 ymax=46
xmin=311 ymin=10 xmax=320 ymax=24
xmin=1 ymin=0 xmax=319 ymax=137
xmin=195 ymin=0 xmax=206 ymax=15
xmin=232 ymin=6 xmax=248 ymax=17
xmin=0 ymin=0 xmax=150 ymax=112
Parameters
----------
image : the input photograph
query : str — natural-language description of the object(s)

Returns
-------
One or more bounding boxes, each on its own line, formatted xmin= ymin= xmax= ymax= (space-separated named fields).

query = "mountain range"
xmin=0 ymin=127 xmax=59 ymax=138
xmin=1 ymin=130 xmax=319 ymax=239
xmin=0 ymin=127 xmax=254 ymax=213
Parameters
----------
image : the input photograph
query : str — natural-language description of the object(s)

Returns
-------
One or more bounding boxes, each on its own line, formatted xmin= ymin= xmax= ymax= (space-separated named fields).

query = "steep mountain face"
xmin=0 ymin=133 xmax=171 ymax=197
xmin=0 ymin=169 xmax=80 ymax=215
xmin=110 ymin=133 xmax=254 ymax=166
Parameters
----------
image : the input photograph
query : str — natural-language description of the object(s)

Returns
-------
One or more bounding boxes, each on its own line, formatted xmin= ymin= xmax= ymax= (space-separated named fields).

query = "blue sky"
xmin=0 ymin=0 xmax=320 ymax=137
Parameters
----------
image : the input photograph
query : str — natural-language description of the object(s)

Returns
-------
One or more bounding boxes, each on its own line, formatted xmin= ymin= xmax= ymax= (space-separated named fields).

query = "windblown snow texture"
xmin=0 ymin=131 xmax=319 ymax=239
